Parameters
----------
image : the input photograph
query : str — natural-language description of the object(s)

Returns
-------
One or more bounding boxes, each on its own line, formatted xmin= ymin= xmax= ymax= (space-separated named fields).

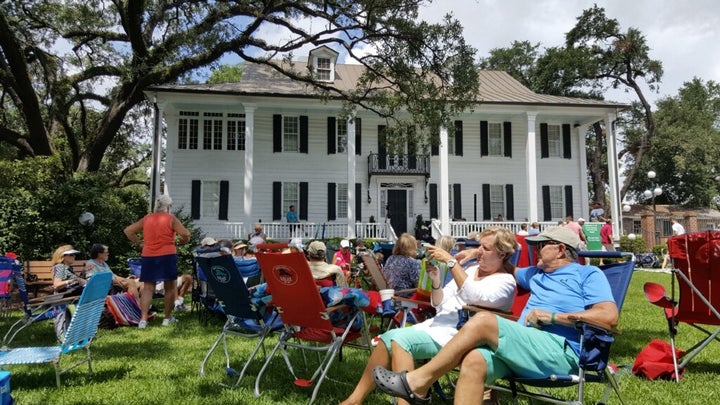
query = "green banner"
xmin=583 ymin=223 xmax=603 ymax=251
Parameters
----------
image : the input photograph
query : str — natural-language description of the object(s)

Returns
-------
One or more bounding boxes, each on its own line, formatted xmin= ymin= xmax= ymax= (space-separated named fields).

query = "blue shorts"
xmin=140 ymin=254 xmax=178 ymax=283
xmin=478 ymin=316 xmax=580 ymax=384
xmin=379 ymin=327 xmax=442 ymax=360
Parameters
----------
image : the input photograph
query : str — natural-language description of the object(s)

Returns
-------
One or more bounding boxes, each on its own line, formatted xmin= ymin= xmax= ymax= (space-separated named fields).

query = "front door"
xmin=387 ymin=190 xmax=408 ymax=235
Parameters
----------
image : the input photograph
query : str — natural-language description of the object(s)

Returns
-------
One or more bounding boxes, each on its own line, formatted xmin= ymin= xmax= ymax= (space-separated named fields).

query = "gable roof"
xmin=151 ymin=61 xmax=627 ymax=109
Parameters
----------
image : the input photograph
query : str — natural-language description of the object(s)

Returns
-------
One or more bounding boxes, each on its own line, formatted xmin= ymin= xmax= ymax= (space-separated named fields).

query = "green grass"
xmin=4 ymin=271 xmax=720 ymax=404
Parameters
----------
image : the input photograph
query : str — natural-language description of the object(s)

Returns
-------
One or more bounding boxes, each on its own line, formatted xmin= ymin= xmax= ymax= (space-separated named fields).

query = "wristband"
xmin=550 ymin=312 xmax=556 ymax=325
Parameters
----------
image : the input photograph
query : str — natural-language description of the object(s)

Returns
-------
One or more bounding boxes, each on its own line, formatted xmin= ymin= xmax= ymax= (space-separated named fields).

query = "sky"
xmin=415 ymin=0 xmax=720 ymax=106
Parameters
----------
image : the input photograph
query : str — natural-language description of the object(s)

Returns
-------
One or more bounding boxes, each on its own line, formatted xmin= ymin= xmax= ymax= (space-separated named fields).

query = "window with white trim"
xmin=283 ymin=116 xmax=300 ymax=152
xmin=337 ymin=119 xmax=348 ymax=153
xmin=337 ymin=183 xmax=348 ymax=219
xmin=548 ymin=185 xmax=564 ymax=219
xmin=284 ymin=182 xmax=299 ymax=214
xmin=488 ymin=122 xmax=503 ymax=156
xmin=226 ymin=113 xmax=246 ymax=151
xmin=202 ymin=180 xmax=220 ymax=218
xmin=547 ymin=124 xmax=562 ymax=157
xmin=203 ymin=112 xmax=223 ymax=150
xmin=316 ymin=57 xmax=331 ymax=81
xmin=489 ymin=184 xmax=506 ymax=219
xmin=178 ymin=111 xmax=199 ymax=149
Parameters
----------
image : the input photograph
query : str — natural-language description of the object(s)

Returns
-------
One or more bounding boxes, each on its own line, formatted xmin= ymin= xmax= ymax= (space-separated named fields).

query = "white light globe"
xmin=79 ymin=212 xmax=95 ymax=225
xmin=628 ymin=233 xmax=636 ymax=240
xmin=623 ymin=204 xmax=631 ymax=212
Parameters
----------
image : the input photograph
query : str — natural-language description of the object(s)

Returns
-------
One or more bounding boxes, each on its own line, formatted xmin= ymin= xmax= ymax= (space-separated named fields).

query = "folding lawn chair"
xmin=254 ymin=250 xmax=372 ymax=405
xmin=1 ymin=258 xmax=82 ymax=348
xmin=0 ymin=271 xmax=111 ymax=386
xmin=486 ymin=251 xmax=634 ymax=405
xmin=0 ymin=256 xmax=23 ymax=321
xmin=196 ymin=250 xmax=282 ymax=388
xmin=190 ymin=252 xmax=226 ymax=325
xmin=643 ymin=230 xmax=720 ymax=382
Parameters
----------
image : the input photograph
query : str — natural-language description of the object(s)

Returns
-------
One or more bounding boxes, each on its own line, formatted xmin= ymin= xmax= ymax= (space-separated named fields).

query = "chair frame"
xmin=0 ymin=271 xmax=112 ymax=386
xmin=643 ymin=230 xmax=720 ymax=382
xmin=486 ymin=251 xmax=634 ymax=405
xmin=195 ymin=251 xmax=281 ymax=388
xmin=254 ymin=249 xmax=371 ymax=404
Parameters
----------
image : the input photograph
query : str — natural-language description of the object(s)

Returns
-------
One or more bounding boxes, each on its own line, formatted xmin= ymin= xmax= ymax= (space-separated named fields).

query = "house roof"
xmin=150 ymin=62 xmax=627 ymax=109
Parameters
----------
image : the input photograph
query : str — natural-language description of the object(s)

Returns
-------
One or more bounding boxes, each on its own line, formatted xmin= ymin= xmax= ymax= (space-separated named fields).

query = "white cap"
xmin=62 ymin=249 xmax=80 ymax=256
xmin=340 ymin=239 xmax=350 ymax=248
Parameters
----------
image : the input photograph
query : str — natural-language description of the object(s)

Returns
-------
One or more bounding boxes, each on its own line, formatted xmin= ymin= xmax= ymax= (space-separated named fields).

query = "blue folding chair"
xmin=0 ymin=271 xmax=111 ymax=386
xmin=196 ymin=251 xmax=282 ymax=388
xmin=488 ymin=251 xmax=634 ymax=405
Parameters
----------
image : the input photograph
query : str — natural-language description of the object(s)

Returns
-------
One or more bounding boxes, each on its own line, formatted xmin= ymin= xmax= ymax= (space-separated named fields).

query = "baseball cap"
xmin=340 ymin=239 xmax=350 ymax=248
xmin=62 ymin=249 xmax=80 ymax=256
xmin=577 ymin=217 xmax=586 ymax=223
xmin=307 ymin=241 xmax=327 ymax=258
xmin=289 ymin=238 xmax=304 ymax=251
xmin=525 ymin=226 xmax=580 ymax=250
xmin=201 ymin=237 xmax=217 ymax=246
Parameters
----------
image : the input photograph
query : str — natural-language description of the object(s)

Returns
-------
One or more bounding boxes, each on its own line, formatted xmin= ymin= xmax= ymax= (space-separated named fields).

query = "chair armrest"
xmin=462 ymin=305 xmax=517 ymax=321
xmin=393 ymin=296 xmax=431 ymax=307
xmin=28 ymin=294 xmax=79 ymax=306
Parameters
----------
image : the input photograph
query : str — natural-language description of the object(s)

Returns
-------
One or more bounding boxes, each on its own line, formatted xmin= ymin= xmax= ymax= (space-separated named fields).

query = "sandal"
xmin=372 ymin=367 xmax=431 ymax=405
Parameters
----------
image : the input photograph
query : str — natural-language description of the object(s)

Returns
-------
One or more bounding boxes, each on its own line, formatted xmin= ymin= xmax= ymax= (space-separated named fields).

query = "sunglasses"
xmin=537 ymin=241 xmax=564 ymax=250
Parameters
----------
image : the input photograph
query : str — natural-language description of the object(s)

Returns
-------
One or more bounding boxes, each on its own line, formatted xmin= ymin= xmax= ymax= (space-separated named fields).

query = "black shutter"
xmin=542 ymin=185 xmax=551 ymax=221
xmin=503 ymin=121 xmax=512 ymax=158
xmin=299 ymin=182 xmax=308 ymax=220
xmin=562 ymin=124 xmax=572 ymax=159
xmin=453 ymin=184 xmax=462 ymax=220
xmin=218 ymin=180 xmax=229 ymax=220
xmin=565 ymin=185 xmax=573 ymax=218
xmin=355 ymin=183 xmax=362 ymax=220
xmin=299 ymin=115 xmax=309 ymax=153
xmin=482 ymin=183 xmax=491 ymax=220
xmin=273 ymin=114 xmax=282 ymax=153
xmin=505 ymin=184 xmax=514 ymax=221
xmin=191 ymin=180 xmax=201 ymax=220
xmin=429 ymin=184 xmax=438 ymax=219
xmin=431 ymin=129 xmax=439 ymax=156
xmin=355 ymin=118 xmax=362 ymax=155
xmin=408 ymin=138 xmax=417 ymax=170
xmin=378 ymin=125 xmax=387 ymax=170
xmin=454 ymin=120 xmax=463 ymax=156
xmin=480 ymin=121 xmax=489 ymax=156
xmin=327 ymin=117 xmax=336 ymax=154
xmin=272 ymin=182 xmax=282 ymax=220
xmin=540 ymin=123 xmax=549 ymax=158
xmin=327 ymin=183 xmax=336 ymax=220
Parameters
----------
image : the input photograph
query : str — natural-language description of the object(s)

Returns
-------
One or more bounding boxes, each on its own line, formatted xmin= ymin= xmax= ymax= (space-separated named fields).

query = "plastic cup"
xmin=379 ymin=289 xmax=395 ymax=301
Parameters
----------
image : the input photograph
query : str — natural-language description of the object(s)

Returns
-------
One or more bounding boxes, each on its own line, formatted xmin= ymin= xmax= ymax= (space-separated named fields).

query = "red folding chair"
xmin=254 ymin=249 xmax=371 ymax=404
xmin=644 ymin=230 xmax=720 ymax=381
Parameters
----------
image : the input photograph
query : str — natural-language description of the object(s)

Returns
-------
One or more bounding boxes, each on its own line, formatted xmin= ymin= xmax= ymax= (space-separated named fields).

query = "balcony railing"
xmin=192 ymin=221 xmax=394 ymax=242
xmin=367 ymin=153 xmax=430 ymax=176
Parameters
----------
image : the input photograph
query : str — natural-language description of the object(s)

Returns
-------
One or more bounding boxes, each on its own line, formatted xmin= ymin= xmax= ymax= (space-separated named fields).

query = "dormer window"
xmin=308 ymin=45 xmax=338 ymax=82
xmin=316 ymin=57 xmax=331 ymax=81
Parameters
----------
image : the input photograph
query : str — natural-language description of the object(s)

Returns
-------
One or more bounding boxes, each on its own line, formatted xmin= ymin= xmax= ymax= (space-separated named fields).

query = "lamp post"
xmin=643 ymin=170 xmax=662 ymax=245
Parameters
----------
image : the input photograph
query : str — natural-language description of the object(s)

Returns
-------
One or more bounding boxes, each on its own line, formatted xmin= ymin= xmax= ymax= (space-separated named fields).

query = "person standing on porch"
xmin=286 ymin=205 xmax=302 ymax=236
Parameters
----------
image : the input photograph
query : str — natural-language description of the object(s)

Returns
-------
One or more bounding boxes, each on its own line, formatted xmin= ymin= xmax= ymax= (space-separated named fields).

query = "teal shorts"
xmin=478 ymin=316 xmax=580 ymax=384
xmin=379 ymin=327 xmax=442 ymax=360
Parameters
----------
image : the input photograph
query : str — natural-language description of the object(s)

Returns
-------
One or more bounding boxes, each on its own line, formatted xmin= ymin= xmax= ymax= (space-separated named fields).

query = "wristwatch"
xmin=446 ymin=259 xmax=457 ymax=268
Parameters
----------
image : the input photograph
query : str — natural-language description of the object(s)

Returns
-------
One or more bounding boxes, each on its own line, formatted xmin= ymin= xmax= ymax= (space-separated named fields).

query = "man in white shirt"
xmin=671 ymin=218 xmax=685 ymax=235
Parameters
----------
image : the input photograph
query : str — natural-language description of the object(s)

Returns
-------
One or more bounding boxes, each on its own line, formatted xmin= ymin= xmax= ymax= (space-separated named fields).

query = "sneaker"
xmin=162 ymin=316 xmax=179 ymax=326
xmin=174 ymin=303 xmax=187 ymax=312
xmin=138 ymin=320 xmax=148 ymax=330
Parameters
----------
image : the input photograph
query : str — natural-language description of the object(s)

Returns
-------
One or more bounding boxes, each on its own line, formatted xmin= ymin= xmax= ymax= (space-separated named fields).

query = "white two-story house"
xmin=146 ymin=46 xmax=626 ymax=241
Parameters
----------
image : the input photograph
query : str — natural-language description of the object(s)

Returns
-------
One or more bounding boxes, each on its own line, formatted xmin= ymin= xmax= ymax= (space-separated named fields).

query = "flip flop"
xmin=372 ymin=367 xmax=431 ymax=405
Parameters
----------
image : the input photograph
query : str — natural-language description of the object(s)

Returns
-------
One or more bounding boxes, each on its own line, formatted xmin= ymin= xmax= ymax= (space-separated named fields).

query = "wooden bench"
xmin=24 ymin=260 xmax=86 ymax=297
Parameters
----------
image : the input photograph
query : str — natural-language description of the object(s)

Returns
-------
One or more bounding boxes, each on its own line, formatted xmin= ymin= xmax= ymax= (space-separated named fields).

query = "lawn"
xmin=4 ymin=270 xmax=720 ymax=404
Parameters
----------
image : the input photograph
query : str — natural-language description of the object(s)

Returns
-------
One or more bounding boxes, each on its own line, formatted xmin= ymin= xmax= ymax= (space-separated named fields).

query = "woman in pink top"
xmin=333 ymin=239 xmax=353 ymax=285
xmin=124 ymin=195 xmax=190 ymax=329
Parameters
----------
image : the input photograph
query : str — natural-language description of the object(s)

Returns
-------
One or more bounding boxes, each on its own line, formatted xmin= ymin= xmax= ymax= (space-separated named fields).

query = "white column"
xmin=526 ymin=112 xmax=539 ymax=223
xmin=243 ymin=105 xmax=256 ymax=226
xmin=439 ymin=126 xmax=450 ymax=234
xmin=577 ymin=124 xmax=590 ymax=217
xmin=606 ymin=112 xmax=622 ymax=239
xmin=347 ymin=117 xmax=357 ymax=238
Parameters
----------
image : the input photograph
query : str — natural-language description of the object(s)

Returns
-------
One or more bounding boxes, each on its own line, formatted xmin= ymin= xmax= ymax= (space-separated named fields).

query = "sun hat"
xmin=200 ymin=237 xmax=217 ymax=246
xmin=525 ymin=226 xmax=580 ymax=250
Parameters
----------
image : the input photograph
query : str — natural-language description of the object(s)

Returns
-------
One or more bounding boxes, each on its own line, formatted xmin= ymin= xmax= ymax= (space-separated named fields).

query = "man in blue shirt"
xmin=371 ymin=227 xmax=618 ymax=405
